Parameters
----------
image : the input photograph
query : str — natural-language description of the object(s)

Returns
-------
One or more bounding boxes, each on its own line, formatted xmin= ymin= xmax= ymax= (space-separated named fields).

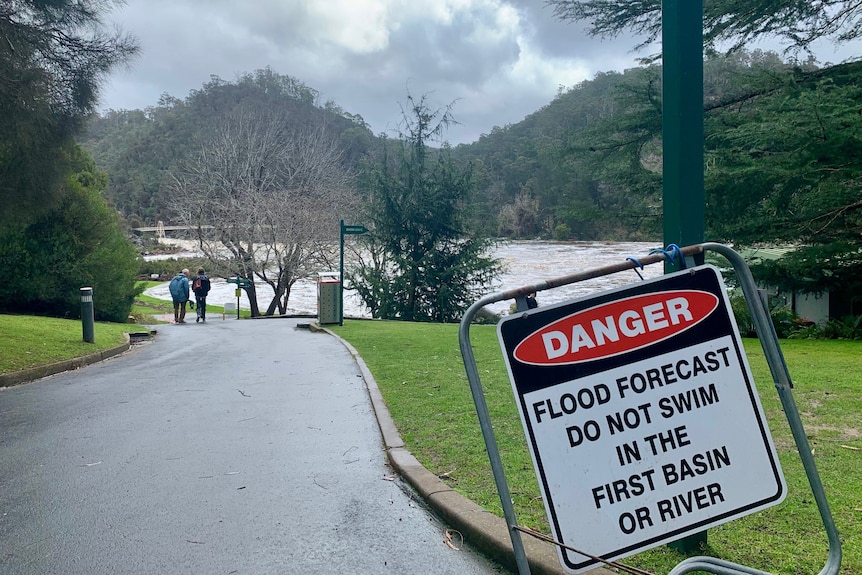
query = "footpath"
xmin=1 ymin=316 xmax=611 ymax=575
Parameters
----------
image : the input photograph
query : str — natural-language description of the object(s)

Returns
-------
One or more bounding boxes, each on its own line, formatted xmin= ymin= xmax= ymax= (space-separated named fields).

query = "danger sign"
xmin=498 ymin=266 xmax=786 ymax=573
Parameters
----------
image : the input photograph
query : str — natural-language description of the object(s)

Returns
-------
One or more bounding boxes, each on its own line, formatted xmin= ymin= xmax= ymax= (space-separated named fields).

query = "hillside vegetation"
xmin=83 ymin=54 xmax=861 ymax=313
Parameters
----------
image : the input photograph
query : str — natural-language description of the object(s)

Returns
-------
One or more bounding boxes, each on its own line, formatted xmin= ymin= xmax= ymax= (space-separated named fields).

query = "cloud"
xmin=100 ymin=0 xmax=648 ymax=144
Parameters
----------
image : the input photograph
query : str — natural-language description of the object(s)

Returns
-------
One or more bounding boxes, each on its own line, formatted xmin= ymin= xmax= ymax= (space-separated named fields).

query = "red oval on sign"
xmin=513 ymin=290 xmax=719 ymax=366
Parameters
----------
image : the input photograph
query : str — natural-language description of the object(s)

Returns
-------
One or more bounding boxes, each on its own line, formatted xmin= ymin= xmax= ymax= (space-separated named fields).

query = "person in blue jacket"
xmin=168 ymin=268 xmax=191 ymax=323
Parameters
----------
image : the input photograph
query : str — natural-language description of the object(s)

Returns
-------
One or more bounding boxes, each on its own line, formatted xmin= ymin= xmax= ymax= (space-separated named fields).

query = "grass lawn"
xmin=0 ymin=315 xmax=134 ymax=375
xmin=330 ymin=320 xmax=861 ymax=575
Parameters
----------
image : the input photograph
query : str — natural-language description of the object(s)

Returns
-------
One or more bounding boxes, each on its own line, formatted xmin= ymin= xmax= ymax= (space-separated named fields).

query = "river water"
xmin=144 ymin=240 xmax=665 ymax=318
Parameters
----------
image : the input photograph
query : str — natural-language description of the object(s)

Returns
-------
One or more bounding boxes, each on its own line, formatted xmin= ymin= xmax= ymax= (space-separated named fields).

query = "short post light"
xmin=80 ymin=287 xmax=95 ymax=343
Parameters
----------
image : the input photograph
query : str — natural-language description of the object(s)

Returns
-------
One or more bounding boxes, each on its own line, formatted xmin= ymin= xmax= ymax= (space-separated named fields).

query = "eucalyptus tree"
xmin=168 ymin=103 xmax=357 ymax=316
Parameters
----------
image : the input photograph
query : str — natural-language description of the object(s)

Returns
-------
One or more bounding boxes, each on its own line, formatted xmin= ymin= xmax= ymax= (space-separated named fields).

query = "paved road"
xmin=0 ymin=318 xmax=505 ymax=574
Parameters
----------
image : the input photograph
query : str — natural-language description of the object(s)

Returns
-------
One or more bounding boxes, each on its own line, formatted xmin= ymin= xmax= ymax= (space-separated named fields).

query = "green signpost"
xmin=339 ymin=219 xmax=368 ymax=326
xmin=226 ymin=277 xmax=252 ymax=319
xmin=662 ymin=0 xmax=705 ymax=270
xmin=662 ymin=0 xmax=707 ymax=550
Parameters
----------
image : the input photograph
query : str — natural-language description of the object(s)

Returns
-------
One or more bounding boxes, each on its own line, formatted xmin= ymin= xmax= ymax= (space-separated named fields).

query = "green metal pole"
xmin=339 ymin=219 xmax=345 ymax=326
xmin=663 ymin=0 xmax=705 ymax=270
xmin=80 ymin=287 xmax=95 ymax=343
xmin=663 ymin=0 xmax=707 ymax=552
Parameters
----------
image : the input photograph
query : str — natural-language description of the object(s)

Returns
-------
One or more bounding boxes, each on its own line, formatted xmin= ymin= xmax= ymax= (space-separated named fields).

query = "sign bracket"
xmin=458 ymin=243 xmax=841 ymax=575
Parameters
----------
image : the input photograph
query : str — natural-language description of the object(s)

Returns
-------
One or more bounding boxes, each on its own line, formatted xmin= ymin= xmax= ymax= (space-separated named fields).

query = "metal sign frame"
xmin=458 ymin=243 xmax=841 ymax=575
xmin=498 ymin=265 xmax=786 ymax=571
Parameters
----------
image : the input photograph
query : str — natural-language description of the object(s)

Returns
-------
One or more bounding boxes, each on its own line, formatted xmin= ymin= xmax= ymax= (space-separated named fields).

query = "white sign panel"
xmin=498 ymin=266 xmax=785 ymax=573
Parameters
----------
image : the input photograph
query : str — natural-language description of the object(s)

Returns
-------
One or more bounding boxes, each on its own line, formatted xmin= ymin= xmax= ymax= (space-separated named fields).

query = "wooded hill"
xmin=81 ymin=68 xmax=377 ymax=228
xmin=81 ymin=54 xmax=861 ymax=300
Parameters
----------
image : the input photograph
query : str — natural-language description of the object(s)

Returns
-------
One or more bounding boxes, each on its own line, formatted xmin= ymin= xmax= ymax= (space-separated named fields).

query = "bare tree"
xmin=168 ymin=103 xmax=357 ymax=316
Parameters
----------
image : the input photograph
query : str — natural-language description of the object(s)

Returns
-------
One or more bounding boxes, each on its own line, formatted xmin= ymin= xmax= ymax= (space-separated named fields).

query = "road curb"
xmin=319 ymin=324 xmax=612 ymax=575
xmin=0 ymin=333 xmax=137 ymax=389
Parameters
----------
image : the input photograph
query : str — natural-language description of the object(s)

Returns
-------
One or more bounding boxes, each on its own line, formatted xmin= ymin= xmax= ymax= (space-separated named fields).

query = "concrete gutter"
xmin=319 ymin=324 xmax=613 ymax=575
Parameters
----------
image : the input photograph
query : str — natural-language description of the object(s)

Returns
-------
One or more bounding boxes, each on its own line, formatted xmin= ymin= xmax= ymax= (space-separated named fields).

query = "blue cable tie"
xmin=649 ymin=244 xmax=687 ymax=269
xmin=626 ymin=257 xmax=645 ymax=280
xmin=667 ymin=244 xmax=686 ymax=269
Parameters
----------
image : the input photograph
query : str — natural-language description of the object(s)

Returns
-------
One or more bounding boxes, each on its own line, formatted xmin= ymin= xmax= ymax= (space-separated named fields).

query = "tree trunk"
xmin=245 ymin=283 xmax=260 ymax=317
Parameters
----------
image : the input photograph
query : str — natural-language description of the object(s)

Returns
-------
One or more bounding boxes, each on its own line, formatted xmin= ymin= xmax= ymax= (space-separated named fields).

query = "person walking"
xmin=192 ymin=267 xmax=211 ymax=323
xmin=168 ymin=268 xmax=191 ymax=324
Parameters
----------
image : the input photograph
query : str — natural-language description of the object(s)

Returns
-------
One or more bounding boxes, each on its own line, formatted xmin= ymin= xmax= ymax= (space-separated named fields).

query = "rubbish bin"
xmin=317 ymin=272 xmax=340 ymax=325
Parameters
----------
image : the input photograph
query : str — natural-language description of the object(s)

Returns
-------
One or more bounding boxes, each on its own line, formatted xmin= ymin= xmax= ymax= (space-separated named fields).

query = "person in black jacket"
xmin=192 ymin=267 xmax=212 ymax=323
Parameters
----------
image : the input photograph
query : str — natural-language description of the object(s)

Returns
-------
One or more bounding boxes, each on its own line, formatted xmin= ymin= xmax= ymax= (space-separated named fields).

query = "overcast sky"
xmin=99 ymin=0 xmax=653 ymax=145
xmin=100 ymin=0 xmax=859 ymax=146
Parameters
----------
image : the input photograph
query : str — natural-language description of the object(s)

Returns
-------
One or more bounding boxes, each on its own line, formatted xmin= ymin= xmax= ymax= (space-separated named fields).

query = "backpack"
xmin=192 ymin=277 xmax=202 ymax=292
xmin=168 ymin=275 xmax=186 ymax=299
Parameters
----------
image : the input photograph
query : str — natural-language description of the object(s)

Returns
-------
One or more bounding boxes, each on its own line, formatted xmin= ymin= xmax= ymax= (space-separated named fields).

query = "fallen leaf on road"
xmin=444 ymin=529 xmax=463 ymax=551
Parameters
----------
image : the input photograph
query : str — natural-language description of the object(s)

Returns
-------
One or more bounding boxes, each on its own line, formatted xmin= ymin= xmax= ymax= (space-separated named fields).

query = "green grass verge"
xmin=330 ymin=320 xmax=861 ymax=575
xmin=131 ymin=281 xmax=173 ymax=323
xmin=0 ymin=315 xmax=134 ymax=375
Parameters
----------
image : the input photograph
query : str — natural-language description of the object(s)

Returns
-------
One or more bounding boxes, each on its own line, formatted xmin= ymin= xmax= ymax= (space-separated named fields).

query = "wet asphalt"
xmin=0 ymin=317 xmax=506 ymax=575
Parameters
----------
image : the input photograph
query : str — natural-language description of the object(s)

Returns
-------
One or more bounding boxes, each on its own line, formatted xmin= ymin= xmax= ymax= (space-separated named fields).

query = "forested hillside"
xmin=453 ymin=51 xmax=861 ymax=302
xmin=81 ymin=68 xmax=376 ymax=227
xmin=81 ymin=53 xmax=861 ymax=303
xmin=452 ymin=50 xmax=843 ymax=243
xmin=454 ymin=66 xmax=659 ymax=240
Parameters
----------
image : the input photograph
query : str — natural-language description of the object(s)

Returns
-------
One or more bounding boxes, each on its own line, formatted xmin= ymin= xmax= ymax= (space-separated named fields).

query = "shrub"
xmin=553 ymin=223 xmax=572 ymax=241
xmin=138 ymin=257 xmax=209 ymax=280
xmin=0 ymin=146 xmax=141 ymax=322
xmin=728 ymin=289 xmax=815 ymax=339
xmin=729 ymin=289 xmax=756 ymax=337
xmin=790 ymin=315 xmax=862 ymax=340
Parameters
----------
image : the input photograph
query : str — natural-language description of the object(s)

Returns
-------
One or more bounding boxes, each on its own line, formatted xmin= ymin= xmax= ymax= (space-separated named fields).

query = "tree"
xmin=561 ymin=65 xmax=665 ymax=237
xmin=348 ymin=95 xmax=500 ymax=323
xmin=546 ymin=0 xmax=862 ymax=53
xmin=168 ymin=102 xmax=358 ymax=316
xmin=82 ymin=69 xmax=376 ymax=224
xmin=0 ymin=0 xmax=137 ymax=227
xmin=703 ymin=62 xmax=862 ymax=297
xmin=497 ymin=189 xmax=541 ymax=238
xmin=0 ymin=145 xmax=142 ymax=322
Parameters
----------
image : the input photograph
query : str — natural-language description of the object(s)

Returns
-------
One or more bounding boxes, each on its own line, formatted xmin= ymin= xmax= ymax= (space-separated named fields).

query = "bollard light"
xmin=80 ymin=287 xmax=95 ymax=343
